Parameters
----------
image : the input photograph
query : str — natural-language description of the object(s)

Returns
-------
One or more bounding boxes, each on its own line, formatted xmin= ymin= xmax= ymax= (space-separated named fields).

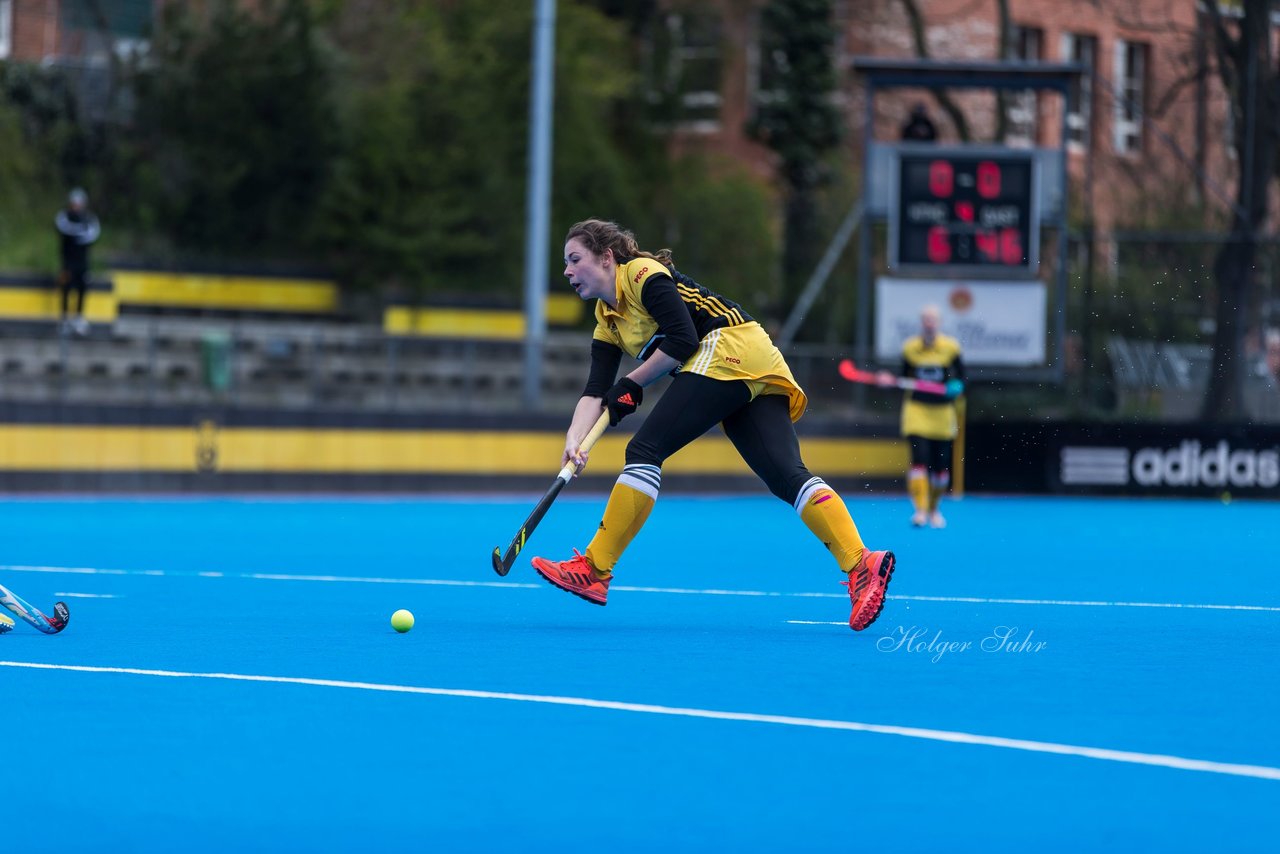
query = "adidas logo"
xmin=618 ymin=393 xmax=635 ymax=406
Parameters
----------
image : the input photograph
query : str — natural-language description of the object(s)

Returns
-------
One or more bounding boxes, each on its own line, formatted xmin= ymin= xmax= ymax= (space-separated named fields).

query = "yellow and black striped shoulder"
xmin=672 ymin=271 xmax=751 ymax=329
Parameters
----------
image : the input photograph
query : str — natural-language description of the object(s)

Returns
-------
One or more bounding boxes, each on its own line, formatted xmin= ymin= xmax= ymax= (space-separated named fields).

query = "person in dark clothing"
xmin=901 ymin=102 xmax=938 ymax=142
xmin=55 ymin=187 xmax=101 ymax=336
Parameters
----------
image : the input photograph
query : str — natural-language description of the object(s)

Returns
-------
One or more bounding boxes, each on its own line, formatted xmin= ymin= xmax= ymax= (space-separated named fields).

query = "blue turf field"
xmin=1 ymin=494 xmax=1277 ymax=851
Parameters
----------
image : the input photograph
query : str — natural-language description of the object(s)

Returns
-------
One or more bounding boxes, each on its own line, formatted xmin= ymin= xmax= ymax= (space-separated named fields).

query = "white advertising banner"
xmin=875 ymin=277 xmax=1046 ymax=366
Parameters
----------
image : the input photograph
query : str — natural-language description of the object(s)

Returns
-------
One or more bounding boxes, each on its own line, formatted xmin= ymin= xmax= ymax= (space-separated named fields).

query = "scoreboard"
xmin=890 ymin=149 xmax=1039 ymax=275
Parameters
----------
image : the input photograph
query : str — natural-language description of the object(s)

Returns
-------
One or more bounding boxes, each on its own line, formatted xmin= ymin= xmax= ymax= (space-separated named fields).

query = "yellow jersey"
xmin=591 ymin=259 xmax=808 ymax=421
xmin=899 ymin=333 xmax=964 ymax=440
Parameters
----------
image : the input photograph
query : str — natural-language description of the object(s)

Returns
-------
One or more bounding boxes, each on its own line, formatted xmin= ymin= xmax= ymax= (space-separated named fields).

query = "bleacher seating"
xmin=0 ymin=269 xmax=882 ymax=419
xmin=0 ymin=312 xmax=594 ymax=412
xmin=1105 ymin=336 xmax=1280 ymax=420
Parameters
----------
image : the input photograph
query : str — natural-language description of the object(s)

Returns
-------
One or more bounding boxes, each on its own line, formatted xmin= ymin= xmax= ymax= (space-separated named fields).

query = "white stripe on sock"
xmin=619 ymin=464 xmax=661 ymax=500
xmin=793 ymin=477 xmax=826 ymax=513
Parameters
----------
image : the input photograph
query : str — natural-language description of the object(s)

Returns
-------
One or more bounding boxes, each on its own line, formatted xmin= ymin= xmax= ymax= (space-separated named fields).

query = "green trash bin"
xmin=201 ymin=331 xmax=233 ymax=392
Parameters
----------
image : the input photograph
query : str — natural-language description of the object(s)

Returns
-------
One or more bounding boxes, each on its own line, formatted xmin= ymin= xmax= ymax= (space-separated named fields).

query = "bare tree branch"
xmin=1149 ymin=62 xmax=1209 ymax=120
xmin=896 ymin=0 xmax=971 ymax=141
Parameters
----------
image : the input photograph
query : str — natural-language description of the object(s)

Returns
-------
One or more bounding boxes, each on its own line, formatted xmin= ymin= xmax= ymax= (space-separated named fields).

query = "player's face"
xmin=921 ymin=309 xmax=940 ymax=339
xmin=564 ymin=238 xmax=614 ymax=302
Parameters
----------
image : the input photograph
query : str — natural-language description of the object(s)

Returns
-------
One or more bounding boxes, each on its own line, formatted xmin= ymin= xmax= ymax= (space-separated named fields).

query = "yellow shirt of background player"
xmin=900 ymin=333 xmax=962 ymax=440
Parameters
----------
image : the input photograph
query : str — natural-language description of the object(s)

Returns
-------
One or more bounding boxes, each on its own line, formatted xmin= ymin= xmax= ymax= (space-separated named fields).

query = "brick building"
xmin=2 ymin=0 xmax=1247 ymax=235
xmin=656 ymin=0 xmax=1241 ymax=235
xmin=1 ymin=0 xmax=152 ymax=62
xmin=2 ymin=0 xmax=154 ymax=125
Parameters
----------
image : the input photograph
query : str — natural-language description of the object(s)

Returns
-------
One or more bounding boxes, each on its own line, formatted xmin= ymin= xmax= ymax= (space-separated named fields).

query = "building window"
xmin=1113 ymin=39 xmax=1147 ymax=154
xmin=648 ymin=11 xmax=723 ymax=132
xmin=0 ymin=0 xmax=12 ymax=60
xmin=1004 ymin=25 xmax=1043 ymax=147
xmin=1061 ymin=32 xmax=1097 ymax=150
xmin=60 ymin=0 xmax=153 ymax=38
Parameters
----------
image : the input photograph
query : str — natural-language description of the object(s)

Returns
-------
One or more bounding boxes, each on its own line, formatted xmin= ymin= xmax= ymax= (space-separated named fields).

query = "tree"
xmin=0 ymin=63 xmax=87 ymax=269
xmin=747 ymin=0 xmax=841 ymax=329
xmin=896 ymin=0 xmax=972 ymax=141
xmin=317 ymin=0 xmax=643 ymax=296
xmin=1201 ymin=0 xmax=1279 ymax=421
xmin=128 ymin=0 xmax=339 ymax=258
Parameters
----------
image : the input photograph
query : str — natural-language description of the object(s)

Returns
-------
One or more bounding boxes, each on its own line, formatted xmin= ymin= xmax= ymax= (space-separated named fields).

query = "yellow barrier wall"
xmin=0 ymin=423 xmax=907 ymax=479
xmin=111 ymin=271 xmax=338 ymax=313
xmin=0 ymin=287 xmax=118 ymax=322
xmin=385 ymin=294 xmax=584 ymax=339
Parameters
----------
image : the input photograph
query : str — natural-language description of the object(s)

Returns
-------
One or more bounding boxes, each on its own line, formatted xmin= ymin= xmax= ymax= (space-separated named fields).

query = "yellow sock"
xmin=797 ymin=483 xmax=866 ymax=572
xmin=908 ymin=468 xmax=928 ymax=513
xmin=585 ymin=481 xmax=655 ymax=578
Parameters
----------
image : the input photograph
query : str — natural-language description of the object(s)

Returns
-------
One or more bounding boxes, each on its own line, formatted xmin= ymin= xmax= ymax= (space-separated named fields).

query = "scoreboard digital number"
xmin=892 ymin=150 xmax=1038 ymax=274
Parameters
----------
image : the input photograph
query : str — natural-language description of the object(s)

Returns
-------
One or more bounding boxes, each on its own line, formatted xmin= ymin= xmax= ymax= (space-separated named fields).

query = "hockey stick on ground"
xmin=0 ymin=582 xmax=70 ymax=634
xmin=491 ymin=411 xmax=611 ymax=577
xmin=837 ymin=358 xmax=949 ymax=395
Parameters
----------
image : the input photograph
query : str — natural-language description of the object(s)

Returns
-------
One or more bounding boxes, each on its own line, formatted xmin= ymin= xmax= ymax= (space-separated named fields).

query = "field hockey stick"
xmin=837 ymin=358 xmax=949 ymax=395
xmin=0 ymin=582 xmax=70 ymax=635
xmin=491 ymin=410 xmax=611 ymax=577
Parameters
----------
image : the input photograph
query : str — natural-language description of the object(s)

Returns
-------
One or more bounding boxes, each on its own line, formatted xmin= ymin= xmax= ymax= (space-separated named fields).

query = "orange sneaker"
xmin=843 ymin=549 xmax=895 ymax=631
xmin=531 ymin=549 xmax=610 ymax=606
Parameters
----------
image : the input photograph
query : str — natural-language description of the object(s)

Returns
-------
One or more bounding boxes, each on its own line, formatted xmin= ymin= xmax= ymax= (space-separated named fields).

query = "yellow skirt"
xmin=901 ymin=398 xmax=957 ymax=440
xmin=679 ymin=321 xmax=808 ymax=422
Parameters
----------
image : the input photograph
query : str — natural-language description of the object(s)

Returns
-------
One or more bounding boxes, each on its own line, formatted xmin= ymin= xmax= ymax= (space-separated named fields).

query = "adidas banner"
xmin=965 ymin=422 xmax=1280 ymax=498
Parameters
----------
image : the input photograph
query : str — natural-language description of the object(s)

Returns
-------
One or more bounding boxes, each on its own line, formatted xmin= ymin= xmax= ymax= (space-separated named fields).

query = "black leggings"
xmin=61 ymin=270 xmax=87 ymax=316
xmin=908 ymin=435 xmax=953 ymax=473
xmin=626 ymin=372 xmax=814 ymax=505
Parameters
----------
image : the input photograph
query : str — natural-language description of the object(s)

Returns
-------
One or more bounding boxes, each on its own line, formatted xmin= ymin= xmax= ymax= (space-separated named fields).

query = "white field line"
xmin=3 ymin=564 xmax=1279 ymax=612
xmin=1 ymin=659 xmax=1277 ymax=783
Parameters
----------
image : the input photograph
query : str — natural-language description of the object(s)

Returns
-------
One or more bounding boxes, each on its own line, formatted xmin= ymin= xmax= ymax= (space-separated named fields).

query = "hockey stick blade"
xmin=837 ymin=358 xmax=875 ymax=384
xmin=51 ymin=601 xmax=70 ymax=633
xmin=492 ymin=477 xmax=568 ymax=576
xmin=837 ymin=358 xmax=948 ymax=395
xmin=490 ymin=411 xmax=611 ymax=577
xmin=0 ymin=583 xmax=70 ymax=635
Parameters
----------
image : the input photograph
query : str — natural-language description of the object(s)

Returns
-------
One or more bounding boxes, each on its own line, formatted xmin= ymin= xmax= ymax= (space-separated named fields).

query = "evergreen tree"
xmin=129 ymin=0 xmax=338 ymax=259
xmin=318 ymin=0 xmax=645 ymax=298
xmin=747 ymin=0 xmax=841 ymax=332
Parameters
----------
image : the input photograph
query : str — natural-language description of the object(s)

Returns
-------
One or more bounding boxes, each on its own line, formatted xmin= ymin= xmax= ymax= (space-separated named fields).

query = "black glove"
xmin=604 ymin=377 xmax=643 ymax=426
